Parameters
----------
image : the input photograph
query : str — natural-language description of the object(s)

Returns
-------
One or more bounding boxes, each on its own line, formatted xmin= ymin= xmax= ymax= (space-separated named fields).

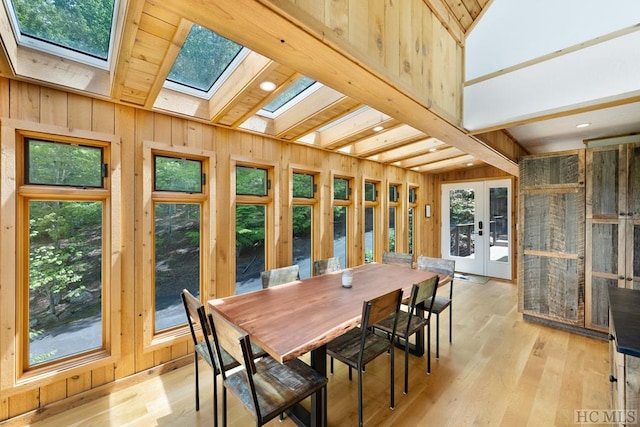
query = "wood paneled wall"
xmin=276 ymin=0 xmax=463 ymax=123
xmin=0 ymin=78 xmax=445 ymax=422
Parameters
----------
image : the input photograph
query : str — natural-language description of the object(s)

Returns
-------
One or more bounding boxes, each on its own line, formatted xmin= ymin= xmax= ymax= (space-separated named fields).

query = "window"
xmin=154 ymin=156 xmax=202 ymax=192
xmin=408 ymin=187 xmax=418 ymax=255
xmin=152 ymin=154 xmax=204 ymax=333
xmin=165 ymin=24 xmax=246 ymax=97
xmin=388 ymin=184 xmax=400 ymax=252
xmin=333 ymin=176 xmax=352 ymax=268
xmin=26 ymin=139 xmax=104 ymax=187
xmin=6 ymin=0 xmax=117 ymax=67
xmin=235 ymin=165 xmax=271 ymax=294
xmin=292 ymin=172 xmax=317 ymax=278
xmin=260 ymin=76 xmax=316 ymax=114
xmin=20 ymin=136 xmax=110 ymax=368
xmin=236 ymin=166 xmax=269 ymax=196
xmin=364 ymin=181 xmax=379 ymax=263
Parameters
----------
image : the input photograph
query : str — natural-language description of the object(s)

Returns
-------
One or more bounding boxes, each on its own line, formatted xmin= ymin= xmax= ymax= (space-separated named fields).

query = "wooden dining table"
xmin=208 ymin=262 xmax=448 ymax=427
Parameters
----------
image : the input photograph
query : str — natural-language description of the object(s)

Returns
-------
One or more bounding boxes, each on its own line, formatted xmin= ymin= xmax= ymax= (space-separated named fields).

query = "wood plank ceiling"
xmin=0 ymin=0 xmax=509 ymax=175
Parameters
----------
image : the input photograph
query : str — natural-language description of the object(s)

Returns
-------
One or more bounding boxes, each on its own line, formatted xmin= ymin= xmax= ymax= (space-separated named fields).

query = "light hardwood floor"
xmin=26 ymin=279 xmax=609 ymax=427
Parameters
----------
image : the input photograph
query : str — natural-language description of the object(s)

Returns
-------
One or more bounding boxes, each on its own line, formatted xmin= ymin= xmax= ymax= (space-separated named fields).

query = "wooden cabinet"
xmin=586 ymin=143 xmax=640 ymax=331
xmin=518 ymin=150 xmax=585 ymax=327
xmin=609 ymin=331 xmax=640 ymax=426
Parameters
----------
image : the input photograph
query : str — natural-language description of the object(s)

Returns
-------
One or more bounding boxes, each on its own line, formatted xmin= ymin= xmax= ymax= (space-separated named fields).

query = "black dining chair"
xmin=416 ymin=256 xmax=456 ymax=359
xmin=374 ymin=276 xmax=439 ymax=393
xmin=208 ymin=309 xmax=328 ymax=427
xmin=326 ymin=288 xmax=403 ymax=427
xmin=260 ymin=264 xmax=300 ymax=289
xmin=181 ymin=289 xmax=240 ymax=427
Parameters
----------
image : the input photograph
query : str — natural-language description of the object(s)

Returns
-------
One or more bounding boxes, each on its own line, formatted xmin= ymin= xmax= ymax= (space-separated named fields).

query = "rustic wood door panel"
xmin=518 ymin=150 xmax=585 ymax=327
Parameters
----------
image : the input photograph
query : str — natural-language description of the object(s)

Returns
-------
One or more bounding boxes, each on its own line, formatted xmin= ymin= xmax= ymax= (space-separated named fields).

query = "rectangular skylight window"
xmin=6 ymin=0 xmax=116 ymax=66
xmin=261 ymin=76 xmax=317 ymax=114
xmin=166 ymin=24 xmax=244 ymax=95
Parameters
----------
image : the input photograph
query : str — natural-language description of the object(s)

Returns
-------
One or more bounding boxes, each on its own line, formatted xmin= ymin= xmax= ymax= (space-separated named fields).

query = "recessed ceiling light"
xmin=466 ymin=162 xmax=474 ymax=167
xmin=259 ymin=81 xmax=276 ymax=91
xmin=576 ymin=123 xmax=591 ymax=128
xmin=373 ymin=125 xmax=384 ymax=132
xmin=428 ymin=147 xmax=437 ymax=152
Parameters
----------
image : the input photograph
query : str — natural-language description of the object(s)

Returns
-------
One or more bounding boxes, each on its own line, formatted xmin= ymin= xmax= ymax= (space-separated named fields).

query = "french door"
xmin=441 ymin=179 xmax=512 ymax=279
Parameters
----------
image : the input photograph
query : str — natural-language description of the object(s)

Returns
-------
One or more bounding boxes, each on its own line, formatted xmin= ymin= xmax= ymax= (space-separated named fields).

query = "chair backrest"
xmin=181 ymin=288 xmax=214 ymax=353
xmin=405 ymin=276 xmax=439 ymax=329
xmin=208 ymin=310 xmax=262 ymax=418
xmin=208 ymin=310 xmax=252 ymax=374
xmin=313 ymin=257 xmax=341 ymax=276
xmin=382 ymin=251 xmax=413 ymax=267
xmin=260 ymin=265 xmax=300 ymax=289
xmin=416 ymin=256 xmax=455 ymax=298
xmin=362 ymin=288 xmax=403 ymax=329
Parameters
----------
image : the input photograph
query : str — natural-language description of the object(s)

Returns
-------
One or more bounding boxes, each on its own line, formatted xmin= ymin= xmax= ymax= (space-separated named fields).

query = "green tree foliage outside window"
xmin=27 ymin=139 xmax=103 ymax=187
xmin=167 ymin=24 xmax=243 ymax=92
xmin=364 ymin=182 xmax=376 ymax=201
xmin=154 ymin=203 xmax=201 ymax=332
xmin=292 ymin=172 xmax=314 ymax=198
xmin=11 ymin=0 xmax=115 ymax=59
xmin=449 ymin=189 xmax=475 ymax=226
xmin=28 ymin=200 xmax=103 ymax=366
xmin=333 ymin=177 xmax=349 ymax=200
xmin=154 ymin=156 xmax=202 ymax=193
xmin=262 ymin=76 xmax=315 ymax=113
xmin=236 ymin=166 xmax=268 ymax=196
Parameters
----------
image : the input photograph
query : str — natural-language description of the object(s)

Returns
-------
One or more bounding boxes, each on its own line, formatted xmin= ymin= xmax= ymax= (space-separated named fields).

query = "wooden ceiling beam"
xmin=373 ymin=137 xmax=445 ymax=163
xmin=229 ymin=70 xmax=302 ymax=128
xmin=154 ymin=0 xmax=518 ymax=175
xmin=208 ymin=52 xmax=278 ymax=123
xmin=276 ymin=97 xmax=363 ymax=141
xmin=398 ymin=146 xmax=464 ymax=168
xmin=273 ymin=86 xmax=345 ymax=137
xmin=352 ymin=125 xmax=426 ymax=157
xmin=111 ymin=0 xmax=147 ymax=100
xmin=417 ymin=154 xmax=476 ymax=172
xmin=143 ymin=18 xmax=192 ymax=109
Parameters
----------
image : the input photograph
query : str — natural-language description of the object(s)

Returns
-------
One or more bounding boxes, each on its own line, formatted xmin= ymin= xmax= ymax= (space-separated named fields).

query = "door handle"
xmin=478 ymin=221 xmax=483 ymax=229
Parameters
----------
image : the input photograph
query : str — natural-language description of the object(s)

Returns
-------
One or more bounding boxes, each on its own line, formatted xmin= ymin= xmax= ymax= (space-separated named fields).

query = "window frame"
xmin=1 ymin=122 xmax=121 ymax=395
xmin=3 ymin=0 xmax=120 ymax=69
xmin=332 ymin=173 xmax=354 ymax=268
xmin=232 ymin=157 xmax=276 ymax=295
xmin=387 ymin=183 xmax=401 ymax=252
xmin=363 ymin=179 xmax=381 ymax=263
xmin=291 ymin=169 xmax=320 ymax=278
xmin=408 ymin=185 xmax=419 ymax=255
xmin=142 ymin=142 xmax=214 ymax=351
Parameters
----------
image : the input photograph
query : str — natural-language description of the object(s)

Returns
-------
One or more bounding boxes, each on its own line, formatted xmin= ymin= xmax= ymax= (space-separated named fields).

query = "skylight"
xmin=261 ymin=76 xmax=316 ymax=113
xmin=6 ymin=0 xmax=117 ymax=66
xmin=165 ymin=24 xmax=245 ymax=95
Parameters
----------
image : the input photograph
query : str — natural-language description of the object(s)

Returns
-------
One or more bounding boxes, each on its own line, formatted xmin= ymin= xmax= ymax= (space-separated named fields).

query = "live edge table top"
xmin=208 ymin=263 xmax=448 ymax=364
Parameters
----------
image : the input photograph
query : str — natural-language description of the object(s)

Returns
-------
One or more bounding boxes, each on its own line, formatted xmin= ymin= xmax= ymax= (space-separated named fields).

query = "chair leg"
xmin=435 ymin=312 xmax=440 ymax=359
xmin=213 ymin=370 xmax=218 ymax=427
xmin=357 ymin=366 xmax=364 ymax=427
xmin=390 ymin=345 xmax=395 ymax=410
xmin=449 ymin=305 xmax=453 ymax=343
xmin=403 ymin=341 xmax=409 ymax=395
xmin=194 ymin=353 xmax=200 ymax=411
xmin=427 ymin=324 xmax=431 ymax=374
xmin=330 ymin=357 xmax=334 ymax=374
xmin=222 ymin=386 xmax=228 ymax=427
